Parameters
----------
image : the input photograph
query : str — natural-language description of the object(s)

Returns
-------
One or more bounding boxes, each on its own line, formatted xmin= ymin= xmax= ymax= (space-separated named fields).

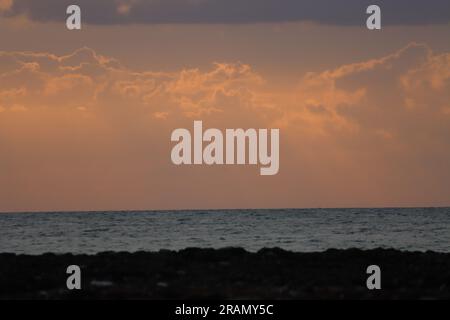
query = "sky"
xmin=0 ymin=0 xmax=450 ymax=212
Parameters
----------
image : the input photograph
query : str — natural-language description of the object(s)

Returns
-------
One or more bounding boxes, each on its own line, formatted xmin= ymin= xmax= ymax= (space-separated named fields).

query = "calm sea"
xmin=1 ymin=208 xmax=449 ymax=254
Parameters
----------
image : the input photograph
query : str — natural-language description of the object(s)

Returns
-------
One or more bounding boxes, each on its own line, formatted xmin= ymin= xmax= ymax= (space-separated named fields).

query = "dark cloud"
xmin=1 ymin=0 xmax=449 ymax=26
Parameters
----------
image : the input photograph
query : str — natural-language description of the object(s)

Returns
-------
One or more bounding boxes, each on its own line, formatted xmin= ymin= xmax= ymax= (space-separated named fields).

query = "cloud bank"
xmin=1 ymin=43 xmax=450 ymax=211
xmin=1 ymin=0 xmax=449 ymax=26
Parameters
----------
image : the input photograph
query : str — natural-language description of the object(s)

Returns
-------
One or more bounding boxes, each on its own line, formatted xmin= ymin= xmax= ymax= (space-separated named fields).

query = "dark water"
xmin=1 ymin=208 xmax=450 ymax=254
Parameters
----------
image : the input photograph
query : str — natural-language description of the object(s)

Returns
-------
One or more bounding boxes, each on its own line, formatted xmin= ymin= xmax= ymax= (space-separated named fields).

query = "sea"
xmin=1 ymin=208 xmax=449 ymax=255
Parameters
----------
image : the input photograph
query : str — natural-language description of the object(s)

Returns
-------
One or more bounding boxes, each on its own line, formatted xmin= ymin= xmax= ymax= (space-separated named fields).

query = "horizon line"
xmin=1 ymin=206 xmax=450 ymax=215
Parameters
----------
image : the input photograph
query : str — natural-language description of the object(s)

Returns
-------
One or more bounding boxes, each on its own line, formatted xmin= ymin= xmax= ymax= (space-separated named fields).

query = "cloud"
xmin=1 ymin=0 xmax=449 ymax=26
xmin=1 ymin=44 xmax=450 ymax=211
xmin=0 ymin=0 xmax=12 ymax=11
xmin=285 ymin=43 xmax=450 ymax=145
xmin=0 ymin=47 xmax=269 ymax=124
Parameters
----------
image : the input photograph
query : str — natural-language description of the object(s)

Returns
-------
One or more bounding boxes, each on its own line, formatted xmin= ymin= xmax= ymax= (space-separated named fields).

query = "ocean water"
xmin=0 ymin=208 xmax=449 ymax=255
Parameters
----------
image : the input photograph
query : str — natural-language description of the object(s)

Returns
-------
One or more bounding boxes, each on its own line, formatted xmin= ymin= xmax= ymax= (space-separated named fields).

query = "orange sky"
xmin=1 ymin=7 xmax=450 ymax=212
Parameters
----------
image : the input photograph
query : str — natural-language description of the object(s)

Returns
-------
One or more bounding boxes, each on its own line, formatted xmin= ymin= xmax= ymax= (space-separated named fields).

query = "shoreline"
xmin=1 ymin=247 xmax=450 ymax=299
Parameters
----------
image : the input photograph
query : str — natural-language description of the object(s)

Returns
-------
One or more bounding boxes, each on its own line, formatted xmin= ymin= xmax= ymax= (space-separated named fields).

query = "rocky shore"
xmin=1 ymin=248 xmax=449 ymax=299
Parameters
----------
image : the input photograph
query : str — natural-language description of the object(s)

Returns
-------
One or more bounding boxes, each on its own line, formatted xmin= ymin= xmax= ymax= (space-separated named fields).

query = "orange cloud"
xmin=1 ymin=44 xmax=449 ymax=211
xmin=0 ymin=0 xmax=12 ymax=11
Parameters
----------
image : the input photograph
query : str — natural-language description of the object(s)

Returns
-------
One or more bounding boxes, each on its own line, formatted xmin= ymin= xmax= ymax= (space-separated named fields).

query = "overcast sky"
xmin=1 ymin=0 xmax=450 ymax=26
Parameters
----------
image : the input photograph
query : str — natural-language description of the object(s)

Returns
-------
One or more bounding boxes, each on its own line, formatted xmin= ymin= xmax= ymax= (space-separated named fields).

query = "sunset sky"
xmin=1 ymin=0 xmax=450 ymax=212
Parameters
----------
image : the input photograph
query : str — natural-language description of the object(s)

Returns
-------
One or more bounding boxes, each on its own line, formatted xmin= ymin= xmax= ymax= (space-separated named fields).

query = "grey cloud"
xmin=1 ymin=0 xmax=450 ymax=26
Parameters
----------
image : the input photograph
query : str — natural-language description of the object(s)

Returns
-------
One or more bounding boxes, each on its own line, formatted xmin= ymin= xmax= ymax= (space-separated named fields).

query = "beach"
xmin=1 ymin=247 xmax=449 ymax=299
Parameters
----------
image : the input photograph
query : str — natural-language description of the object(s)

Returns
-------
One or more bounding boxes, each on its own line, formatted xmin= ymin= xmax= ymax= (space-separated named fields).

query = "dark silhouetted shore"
xmin=1 ymin=248 xmax=449 ymax=299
